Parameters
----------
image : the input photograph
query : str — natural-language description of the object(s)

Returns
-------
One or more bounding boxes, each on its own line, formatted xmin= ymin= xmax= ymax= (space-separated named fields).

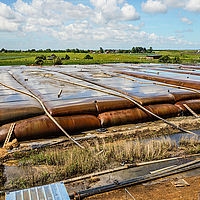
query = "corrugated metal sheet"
xmin=5 ymin=182 xmax=70 ymax=200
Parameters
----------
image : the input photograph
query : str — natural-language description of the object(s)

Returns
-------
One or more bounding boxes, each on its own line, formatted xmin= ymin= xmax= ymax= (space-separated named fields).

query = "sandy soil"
xmin=86 ymin=175 xmax=200 ymax=200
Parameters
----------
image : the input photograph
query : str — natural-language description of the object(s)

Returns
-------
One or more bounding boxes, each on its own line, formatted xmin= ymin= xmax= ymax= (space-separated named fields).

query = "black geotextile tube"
xmin=70 ymin=160 xmax=200 ymax=199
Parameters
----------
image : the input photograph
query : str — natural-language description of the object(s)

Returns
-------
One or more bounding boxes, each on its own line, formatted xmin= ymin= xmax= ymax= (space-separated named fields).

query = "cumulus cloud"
xmin=0 ymin=2 xmax=24 ymax=32
xmin=142 ymin=0 xmax=168 ymax=14
xmin=90 ymin=0 xmax=140 ymax=24
xmin=180 ymin=17 xmax=193 ymax=25
xmin=163 ymin=0 xmax=185 ymax=8
xmin=185 ymin=0 xmax=200 ymax=13
xmin=0 ymin=0 xmax=197 ymax=49
xmin=142 ymin=0 xmax=200 ymax=13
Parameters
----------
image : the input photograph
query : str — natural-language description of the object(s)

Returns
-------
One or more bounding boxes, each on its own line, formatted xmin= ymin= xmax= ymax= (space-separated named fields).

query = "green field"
xmin=0 ymin=50 xmax=199 ymax=66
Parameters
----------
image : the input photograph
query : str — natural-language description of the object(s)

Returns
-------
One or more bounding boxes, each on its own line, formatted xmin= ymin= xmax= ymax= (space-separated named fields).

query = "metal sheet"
xmin=6 ymin=182 xmax=70 ymax=200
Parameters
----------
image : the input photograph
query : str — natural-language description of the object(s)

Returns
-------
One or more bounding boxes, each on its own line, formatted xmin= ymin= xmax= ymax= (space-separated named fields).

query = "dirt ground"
xmin=86 ymin=175 xmax=200 ymax=200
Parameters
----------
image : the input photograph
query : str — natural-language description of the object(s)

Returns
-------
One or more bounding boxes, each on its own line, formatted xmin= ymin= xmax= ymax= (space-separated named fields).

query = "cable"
xmin=43 ymin=72 xmax=198 ymax=137
xmin=0 ymin=72 xmax=85 ymax=149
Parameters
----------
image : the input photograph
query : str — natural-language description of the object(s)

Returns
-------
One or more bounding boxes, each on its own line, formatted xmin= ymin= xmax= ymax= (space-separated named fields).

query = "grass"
xmin=5 ymin=135 xmax=200 ymax=190
xmin=8 ymin=136 xmax=177 ymax=190
xmin=0 ymin=50 xmax=199 ymax=66
xmin=179 ymin=135 xmax=200 ymax=154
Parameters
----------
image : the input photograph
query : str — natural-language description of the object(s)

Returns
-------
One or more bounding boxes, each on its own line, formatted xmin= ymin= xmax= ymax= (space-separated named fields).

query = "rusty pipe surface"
xmin=43 ymin=73 xmax=198 ymax=136
xmin=150 ymin=68 xmax=200 ymax=76
xmin=0 ymin=115 xmax=101 ymax=142
xmin=175 ymin=99 xmax=200 ymax=114
xmin=47 ymin=96 xmax=135 ymax=117
xmin=117 ymin=71 xmax=200 ymax=90
xmin=98 ymin=104 xmax=181 ymax=127
xmin=0 ymin=72 xmax=85 ymax=148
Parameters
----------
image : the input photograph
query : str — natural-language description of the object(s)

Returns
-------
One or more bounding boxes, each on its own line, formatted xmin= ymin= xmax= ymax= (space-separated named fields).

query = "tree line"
xmin=0 ymin=47 xmax=153 ymax=54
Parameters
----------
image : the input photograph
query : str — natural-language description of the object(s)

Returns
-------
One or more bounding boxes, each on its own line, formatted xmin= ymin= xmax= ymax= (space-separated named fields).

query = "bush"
xmin=84 ymin=54 xmax=93 ymax=59
xmin=53 ymin=57 xmax=62 ymax=65
xmin=65 ymin=54 xmax=70 ymax=60
xmin=35 ymin=58 xmax=44 ymax=65
xmin=159 ymin=55 xmax=171 ymax=63
xmin=173 ymin=56 xmax=180 ymax=63
xmin=35 ymin=55 xmax=46 ymax=60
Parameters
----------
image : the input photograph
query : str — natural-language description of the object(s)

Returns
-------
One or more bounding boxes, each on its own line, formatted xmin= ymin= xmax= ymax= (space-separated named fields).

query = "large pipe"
xmin=117 ymin=71 xmax=200 ymax=90
xmin=0 ymin=72 xmax=85 ymax=149
xmin=70 ymin=160 xmax=200 ymax=199
xmin=43 ymin=71 xmax=198 ymax=136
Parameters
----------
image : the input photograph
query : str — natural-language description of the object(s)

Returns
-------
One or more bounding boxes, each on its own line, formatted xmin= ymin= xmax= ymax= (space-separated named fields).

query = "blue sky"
xmin=0 ymin=0 xmax=199 ymax=50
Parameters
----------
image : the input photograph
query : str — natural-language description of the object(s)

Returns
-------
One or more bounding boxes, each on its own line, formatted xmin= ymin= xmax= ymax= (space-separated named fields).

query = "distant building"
xmin=146 ymin=55 xmax=162 ymax=59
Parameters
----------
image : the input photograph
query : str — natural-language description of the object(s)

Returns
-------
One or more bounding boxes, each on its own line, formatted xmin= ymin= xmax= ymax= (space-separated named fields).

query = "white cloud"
xmin=180 ymin=17 xmax=193 ymax=25
xmin=27 ymin=17 xmax=63 ymax=27
xmin=0 ymin=0 xmax=197 ymax=49
xmin=142 ymin=0 xmax=200 ymax=14
xmin=0 ymin=17 xmax=20 ymax=32
xmin=176 ymin=34 xmax=184 ymax=37
xmin=142 ymin=0 xmax=168 ymax=14
xmin=163 ymin=0 xmax=185 ymax=8
xmin=119 ymin=3 xmax=140 ymax=21
xmin=175 ymin=28 xmax=193 ymax=33
xmin=0 ymin=2 xmax=24 ymax=32
xmin=184 ymin=28 xmax=193 ymax=32
xmin=185 ymin=0 xmax=200 ymax=13
xmin=90 ymin=0 xmax=140 ymax=24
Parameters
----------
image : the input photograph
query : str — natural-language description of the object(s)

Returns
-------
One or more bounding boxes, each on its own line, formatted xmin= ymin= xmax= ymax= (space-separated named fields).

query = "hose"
xmin=43 ymin=72 xmax=198 ymax=136
xmin=70 ymin=159 xmax=200 ymax=199
xmin=40 ymin=69 xmax=199 ymax=137
xmin=0 ymin=72 xmax=85 ymax=149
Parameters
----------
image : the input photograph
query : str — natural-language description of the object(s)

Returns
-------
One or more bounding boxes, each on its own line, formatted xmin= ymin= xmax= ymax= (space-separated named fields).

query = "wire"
xmin=0 ymin=72 xmax=85 ymax=149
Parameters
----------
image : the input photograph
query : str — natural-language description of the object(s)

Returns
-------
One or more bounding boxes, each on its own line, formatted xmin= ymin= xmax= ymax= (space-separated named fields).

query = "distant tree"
xmin=131 ymin=47 xmax=136 ymax=53
xmin=100 ymin=47 xmax=104 ymax=53
xmin=1 ymin=48 xmax=7 ymax=53
xmin=159 ymin=55 xmax=171 ymax=63
xmin=45 ymin=49 xmax=51 ymax=52
xmin=35 ymin=55 xmax=46 ymax=60
xmin=1 ymin=48 xmax=6 ymax=52
xmin=65 ymin=54 xmax=70 ymax=60
xmin=147 ymin=47 xmax=153 ymax=53
xmin=173 ymin=56 xmax=180 ymax=63
xmin=84 ymin=54 xmax=93 ymax=59
xmin=35 ymin=58 xmax=44 ymax=65
xmin=53 ymin=57 xmax=62 ymax=65
xmin=75 ymin=48 xmax=80 ymax=53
